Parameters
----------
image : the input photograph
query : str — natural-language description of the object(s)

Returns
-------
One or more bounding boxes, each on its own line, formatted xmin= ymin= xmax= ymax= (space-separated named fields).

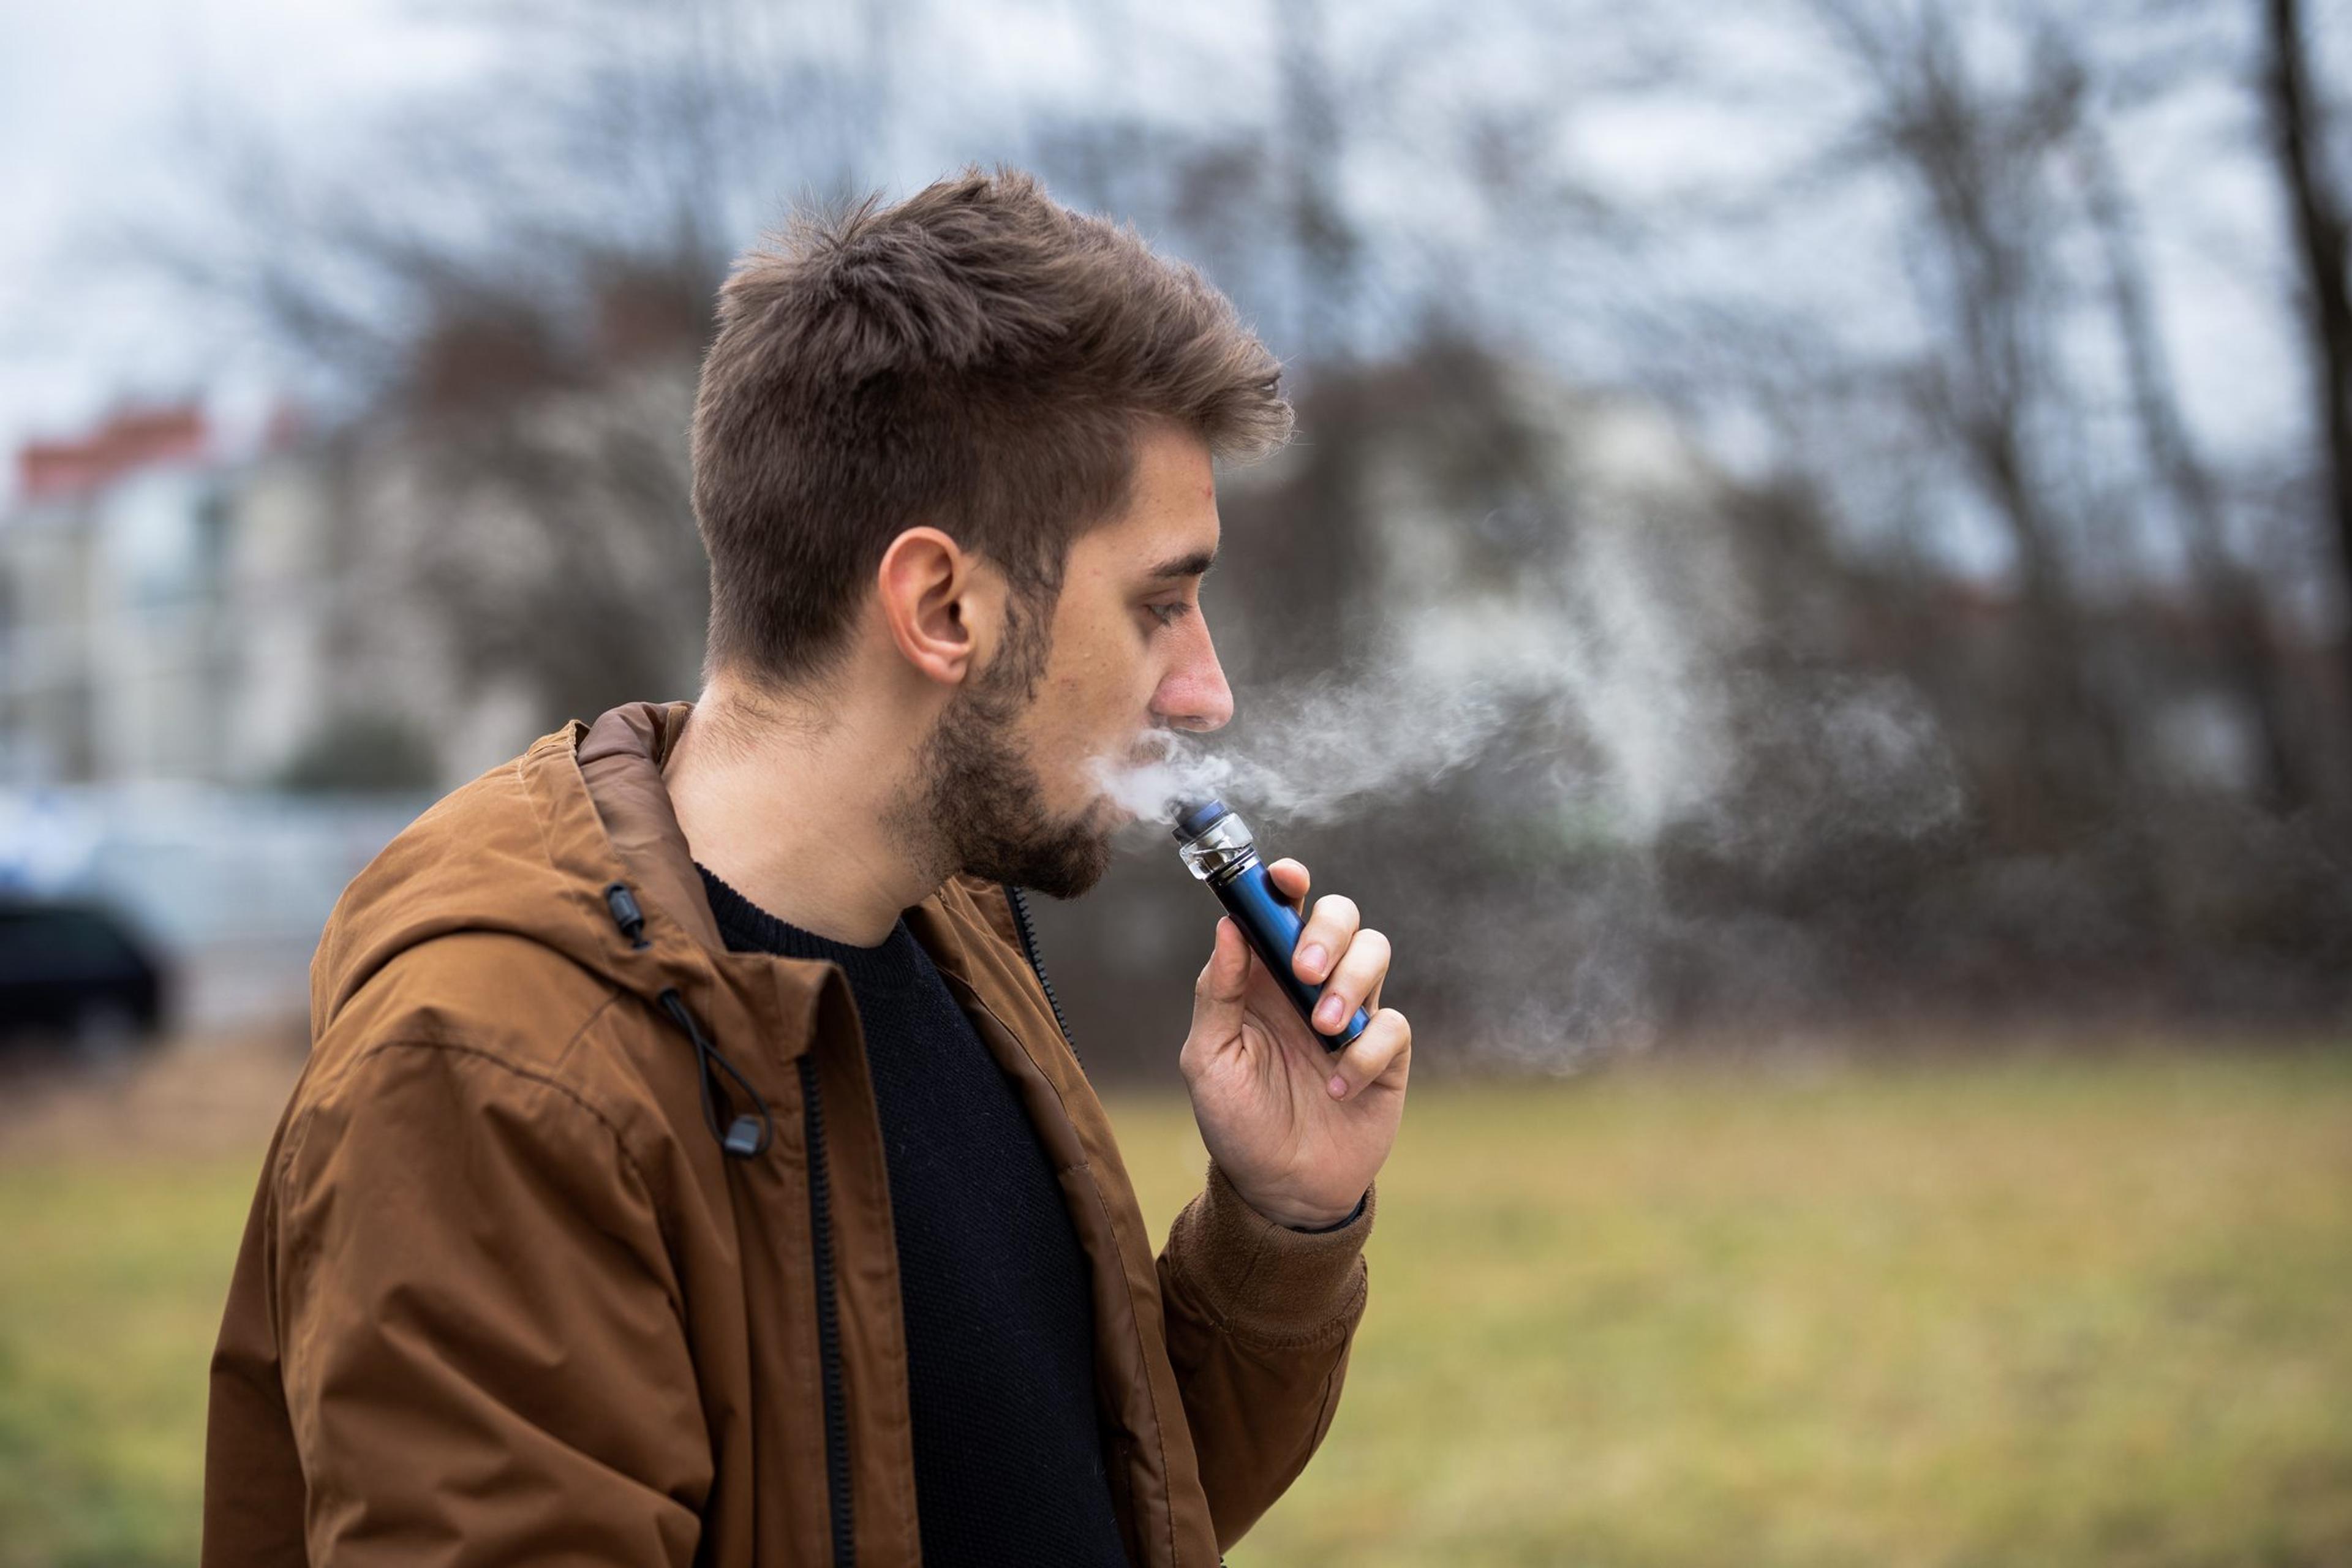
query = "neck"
xmin=665 ymin=675 xmax=940 ymax=947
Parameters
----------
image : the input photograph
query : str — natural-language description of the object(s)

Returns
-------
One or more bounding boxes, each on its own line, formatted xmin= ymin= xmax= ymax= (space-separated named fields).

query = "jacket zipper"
xmin=1012 ymin=884 xmax=1229 ymax=1566
xmin=1004 ymin=884 xmax=1080 ymax=1064
xmin=797 ymin=1053 xmax=856 ymax=1566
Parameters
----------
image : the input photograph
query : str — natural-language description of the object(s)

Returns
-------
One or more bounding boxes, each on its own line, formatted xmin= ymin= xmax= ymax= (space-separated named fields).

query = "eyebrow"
xmin=1145 ymin=548 xmax=1218 ymax=582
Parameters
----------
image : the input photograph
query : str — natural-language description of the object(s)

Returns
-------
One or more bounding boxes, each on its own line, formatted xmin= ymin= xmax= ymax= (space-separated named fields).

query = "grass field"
xmin=2 ymin=1046 xmax=2348 ymax=1566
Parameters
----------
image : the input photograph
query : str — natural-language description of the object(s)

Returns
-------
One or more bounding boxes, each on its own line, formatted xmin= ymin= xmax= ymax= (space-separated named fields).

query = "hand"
xmin=1178 ymin=859 xmax=1411 ymax=1229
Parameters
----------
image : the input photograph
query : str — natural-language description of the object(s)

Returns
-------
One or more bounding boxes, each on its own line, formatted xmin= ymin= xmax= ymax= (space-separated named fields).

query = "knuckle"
xmin=1335 ymin=936 xmax=1387 ymax=989
xmin=1316 ymin=893 xmax=1360 ymax=927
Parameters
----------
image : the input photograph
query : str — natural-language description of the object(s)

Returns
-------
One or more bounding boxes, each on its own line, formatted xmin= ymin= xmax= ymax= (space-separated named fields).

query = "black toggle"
xmin=658 ymin=987 xmax=775 ymax=1160
xmin=604 ymin=882 xmax=649 ymax=948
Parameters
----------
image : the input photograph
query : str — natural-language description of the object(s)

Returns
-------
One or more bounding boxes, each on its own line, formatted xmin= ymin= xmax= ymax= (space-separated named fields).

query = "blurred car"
xmin=0 ymin=894 xmax=170 ymax=1049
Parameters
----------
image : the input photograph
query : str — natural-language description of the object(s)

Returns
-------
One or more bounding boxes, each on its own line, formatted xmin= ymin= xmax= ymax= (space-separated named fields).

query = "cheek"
xmin=1054 ymin=617 xmax=1154 ymax=712
xmin=1030 ymin=636 xmax=1131 ymax=760
xmin=1038 ymin=598 xmax=1163 ymax=739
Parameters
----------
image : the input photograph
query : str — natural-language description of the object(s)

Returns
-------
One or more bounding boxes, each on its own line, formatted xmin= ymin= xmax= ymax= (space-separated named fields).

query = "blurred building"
xmin=6 ymin=404 xmax=325 ymax=786
xmin=0 ymin=405 xmax=453 ymax=1029
xmin=0 ymin=402 xmax=522 ymax=792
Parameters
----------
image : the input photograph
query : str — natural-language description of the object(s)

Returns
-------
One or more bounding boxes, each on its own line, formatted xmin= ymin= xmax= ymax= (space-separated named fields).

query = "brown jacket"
xmin=204 ymin=700 xmax=1373 ymax=1567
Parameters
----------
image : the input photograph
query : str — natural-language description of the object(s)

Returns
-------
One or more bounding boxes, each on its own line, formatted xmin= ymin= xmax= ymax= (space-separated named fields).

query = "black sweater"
xmin=695 ymin=865 xmax=1130 ymax=1568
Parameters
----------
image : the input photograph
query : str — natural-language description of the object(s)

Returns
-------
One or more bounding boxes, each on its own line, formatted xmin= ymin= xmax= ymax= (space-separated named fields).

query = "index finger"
xmin=1266 ymin=857 xmax=1310 ymax=913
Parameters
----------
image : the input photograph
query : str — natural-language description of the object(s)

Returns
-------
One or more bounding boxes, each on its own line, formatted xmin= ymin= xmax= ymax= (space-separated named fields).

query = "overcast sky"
xmin=0 ymin=0 xmax=1159 ymax=487
xmin=0 ymin=0 xmax=2337 ymax=555
xmin=0 ymin=0 xmax=488 ymax=477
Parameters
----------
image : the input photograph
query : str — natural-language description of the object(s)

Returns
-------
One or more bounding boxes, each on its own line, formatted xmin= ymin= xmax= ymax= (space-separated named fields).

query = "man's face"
xmin=911 ymin=421 xmax=1233 ymax=897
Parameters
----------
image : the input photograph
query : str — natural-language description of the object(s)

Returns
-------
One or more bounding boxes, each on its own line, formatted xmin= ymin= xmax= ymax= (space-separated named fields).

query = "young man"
xmin=204 ymin=167 xmax=1411 ymax=1568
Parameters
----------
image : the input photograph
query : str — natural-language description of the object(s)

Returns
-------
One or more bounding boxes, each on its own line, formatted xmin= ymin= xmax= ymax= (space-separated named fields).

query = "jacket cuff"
xmin=1167 ymin=1161 xmax=1375 ymax=1344
xmin=1283 ymin=1192 xmax=1367 ymax=1234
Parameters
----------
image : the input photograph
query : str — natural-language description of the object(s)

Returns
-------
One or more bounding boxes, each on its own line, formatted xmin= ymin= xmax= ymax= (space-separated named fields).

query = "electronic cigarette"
xmin=1171 ymin=799 xmax=1370 ymax=1052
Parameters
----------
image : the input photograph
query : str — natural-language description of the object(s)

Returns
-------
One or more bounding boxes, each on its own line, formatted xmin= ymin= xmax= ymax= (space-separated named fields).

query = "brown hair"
xmin=690 ymin=165 xmax=1293 ymax=689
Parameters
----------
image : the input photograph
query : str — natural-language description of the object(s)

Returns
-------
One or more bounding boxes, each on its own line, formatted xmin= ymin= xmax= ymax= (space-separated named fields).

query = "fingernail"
xmin=1297 ymin=944 xmax=1327 ymax=979
xmin=1328 ymin=1074 xmax=1348 ymax=1098
xmin=1316 ymin=996 xmax=1343 ymax=1027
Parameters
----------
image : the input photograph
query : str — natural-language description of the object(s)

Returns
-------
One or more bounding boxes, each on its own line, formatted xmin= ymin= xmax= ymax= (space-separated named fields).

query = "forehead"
xmin=1077 ymin=422 xmax=1220 ymax=576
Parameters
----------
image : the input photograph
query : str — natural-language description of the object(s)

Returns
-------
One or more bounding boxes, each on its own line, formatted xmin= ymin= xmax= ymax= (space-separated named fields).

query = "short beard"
xmin=894 ymin=590 xmax=1115 ymax=900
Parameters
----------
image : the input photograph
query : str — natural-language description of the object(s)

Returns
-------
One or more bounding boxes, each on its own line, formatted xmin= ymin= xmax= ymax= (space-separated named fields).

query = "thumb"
xmin=1191 ymin=916 xmax=1251 ymax=1035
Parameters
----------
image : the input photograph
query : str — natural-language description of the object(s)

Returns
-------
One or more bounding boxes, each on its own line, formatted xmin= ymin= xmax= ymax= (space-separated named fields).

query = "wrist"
xmin=1168 ymin=1163 xmax=1374 ymax=1342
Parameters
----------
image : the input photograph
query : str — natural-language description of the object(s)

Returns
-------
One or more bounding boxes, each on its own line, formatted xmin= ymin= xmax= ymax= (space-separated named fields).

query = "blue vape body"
xmin=1172 ymin=799 xmax=1371 ymax=1052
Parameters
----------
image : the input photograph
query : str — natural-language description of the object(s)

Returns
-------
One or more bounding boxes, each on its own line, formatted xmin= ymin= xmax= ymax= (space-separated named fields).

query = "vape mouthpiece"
xmin=1171 ymin=798 xmax=1233 ymax=842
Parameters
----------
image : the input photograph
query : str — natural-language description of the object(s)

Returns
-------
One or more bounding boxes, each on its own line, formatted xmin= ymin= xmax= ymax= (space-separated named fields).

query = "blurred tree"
xmin=385 ymin=251 xmax=714 ymax=724
xmin=143 ymin=0 xmax=905 ymax=729
xmin=2259 ymin=0 xmax=2352 ymax=777
xmin=1809 ymin=0 xmax=2127 ymax=845
xmin=2068 ymin=89 xmax=2307 ymax=812
xmin=1274 ymin=0 xmax=1359 ymax=363
xmin=276 ymin=710 xmax=440 ymax=793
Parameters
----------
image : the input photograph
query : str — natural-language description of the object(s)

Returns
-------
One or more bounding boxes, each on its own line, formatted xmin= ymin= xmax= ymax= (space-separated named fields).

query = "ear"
xmin=876 ymin=527 xmax=1003 ymax=687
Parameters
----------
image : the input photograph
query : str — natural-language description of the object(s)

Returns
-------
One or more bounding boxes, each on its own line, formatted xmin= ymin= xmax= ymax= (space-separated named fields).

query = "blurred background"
xmin=2 ymin=0 xmax=2348 ymax=1563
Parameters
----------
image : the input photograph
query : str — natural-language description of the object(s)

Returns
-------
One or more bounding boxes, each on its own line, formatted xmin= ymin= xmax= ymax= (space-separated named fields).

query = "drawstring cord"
xmin=660 ymin=989 xmax=774 ymax=1159
xmin=606 ymin=881 xmax=775 ymax=1160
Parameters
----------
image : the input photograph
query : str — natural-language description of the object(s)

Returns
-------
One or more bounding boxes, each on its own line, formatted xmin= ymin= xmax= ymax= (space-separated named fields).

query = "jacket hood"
xmin=309 ymin=701 xmax=736 ymax=1041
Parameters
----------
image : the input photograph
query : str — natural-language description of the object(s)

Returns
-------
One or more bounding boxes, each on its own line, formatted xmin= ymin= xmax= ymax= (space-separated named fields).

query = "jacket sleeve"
xmin=1154 ymin=1159 xmax=1376 ymax=1550
xmin=268 ymin=1038 xmax=712 ymax=1566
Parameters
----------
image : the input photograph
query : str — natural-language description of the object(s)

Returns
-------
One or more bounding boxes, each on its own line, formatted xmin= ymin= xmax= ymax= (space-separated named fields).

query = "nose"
xmin=1152 ymin=617 xmax=1234 ymax=733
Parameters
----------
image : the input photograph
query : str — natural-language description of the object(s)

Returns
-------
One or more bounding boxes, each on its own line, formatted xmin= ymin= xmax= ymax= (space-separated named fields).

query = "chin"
xmin=1003 ymin=830 xmax=1117 ymax=901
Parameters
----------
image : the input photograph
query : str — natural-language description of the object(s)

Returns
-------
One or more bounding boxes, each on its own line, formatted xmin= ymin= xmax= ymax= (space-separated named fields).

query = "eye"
xmin=1147 ymin=601 xmax=1193 ymax=628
